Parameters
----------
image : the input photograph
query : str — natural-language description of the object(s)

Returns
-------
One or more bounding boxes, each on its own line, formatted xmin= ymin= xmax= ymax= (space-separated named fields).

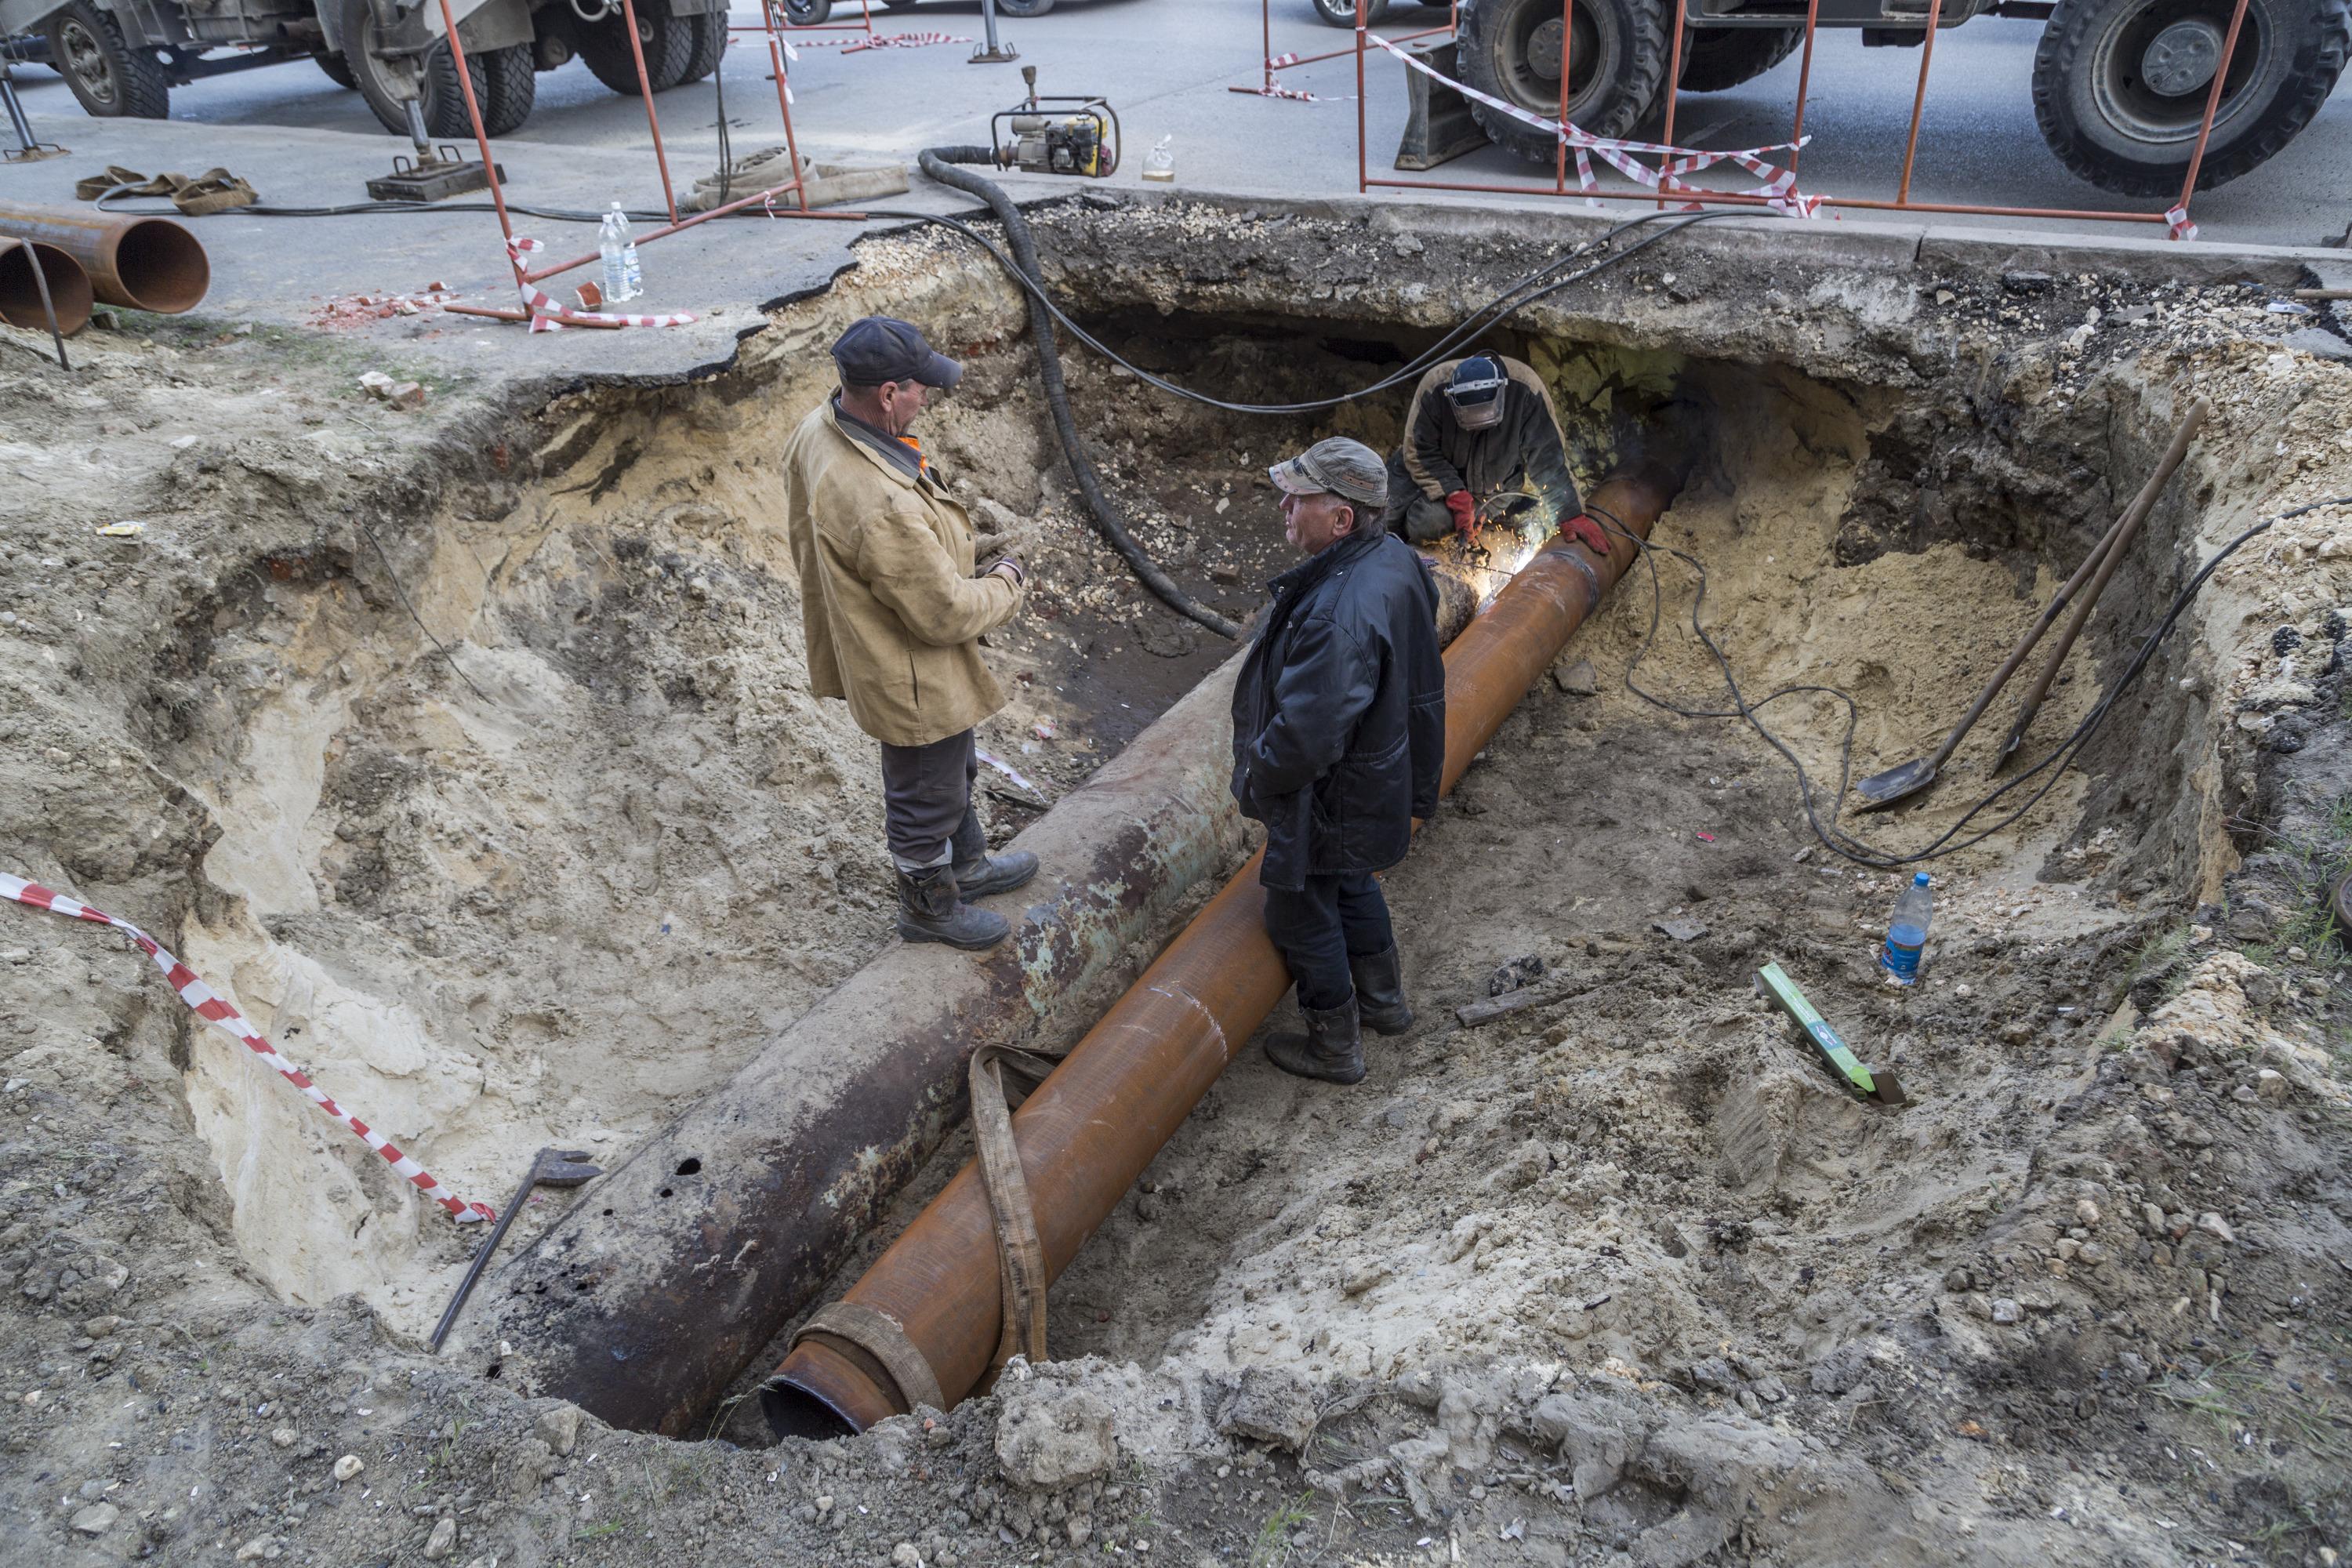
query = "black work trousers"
xmin=878 ymin=728 xmax=976 ymax=870
xmin=1261 ymin=871 xmax=1395 ymax=1013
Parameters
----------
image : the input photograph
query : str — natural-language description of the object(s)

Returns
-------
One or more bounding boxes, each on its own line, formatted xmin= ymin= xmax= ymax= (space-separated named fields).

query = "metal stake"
xmin=970 ymin=0 xmax=1016 ymax=65
xmin=430 ymin=1147 xmax=601 ymax=1352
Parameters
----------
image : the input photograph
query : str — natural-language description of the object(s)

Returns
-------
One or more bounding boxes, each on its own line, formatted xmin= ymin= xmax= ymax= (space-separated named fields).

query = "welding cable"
xmin=1585 ymin=495 xmax=2352 ymax=870
xmin=913 ymin=148 xmax=1243 ymax=639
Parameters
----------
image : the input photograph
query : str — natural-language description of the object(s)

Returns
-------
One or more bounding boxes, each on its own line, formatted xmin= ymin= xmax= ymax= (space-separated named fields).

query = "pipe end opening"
xmin=761 ymin=1376 xmax=860 ymax=1443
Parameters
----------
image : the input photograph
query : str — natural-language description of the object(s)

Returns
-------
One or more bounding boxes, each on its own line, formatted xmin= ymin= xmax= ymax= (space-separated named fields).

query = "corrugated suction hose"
xmin=917 ymin=148 xmax=1243 ymax=641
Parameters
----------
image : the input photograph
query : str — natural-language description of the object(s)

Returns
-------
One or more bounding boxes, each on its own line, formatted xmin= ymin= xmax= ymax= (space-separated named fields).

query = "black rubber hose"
xmin=918 ymin=147 xmax=1243 ymax=641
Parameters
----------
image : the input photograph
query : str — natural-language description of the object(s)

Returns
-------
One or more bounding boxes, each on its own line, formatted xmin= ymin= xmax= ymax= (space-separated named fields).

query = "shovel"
xmin=1853 ymin=506 xmax=2132 ymax=810
xmin=1854 ymin=398 xmax=2209 ymax=808
xmin=429 ymin=1146 xmax=601 ymax=1352
xmin=1994 ymin=397 xmax=2210 ymax=768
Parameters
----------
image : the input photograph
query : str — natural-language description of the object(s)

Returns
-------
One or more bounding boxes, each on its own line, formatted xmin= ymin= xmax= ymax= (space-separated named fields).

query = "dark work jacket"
xmin=1229 ymin=532 xmax=1446 ymax=892
xmin=1393 ymin=356 xmax=1580 ymax=531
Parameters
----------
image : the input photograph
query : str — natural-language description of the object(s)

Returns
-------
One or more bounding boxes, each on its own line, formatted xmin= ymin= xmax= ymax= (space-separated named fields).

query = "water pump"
xmin=991 ymin=66 xmax=1118 ymax=178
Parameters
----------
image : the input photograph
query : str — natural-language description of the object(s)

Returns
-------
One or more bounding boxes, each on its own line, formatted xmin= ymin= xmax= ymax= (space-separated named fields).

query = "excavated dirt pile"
xmin=3 ymin=196 xmax=2351 ymax=1568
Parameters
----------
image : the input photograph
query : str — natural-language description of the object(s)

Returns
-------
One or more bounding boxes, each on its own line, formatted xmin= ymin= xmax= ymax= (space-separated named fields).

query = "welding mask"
xmin=1444 ymin=356 xmax=1509 ymax=432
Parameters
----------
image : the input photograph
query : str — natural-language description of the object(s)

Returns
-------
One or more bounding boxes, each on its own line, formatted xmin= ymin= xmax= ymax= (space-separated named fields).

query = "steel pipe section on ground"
xmin=0 ymin=241 xmax=93 ymax=337
xmin=0 ymin=203 xmax=208 ymax=314
xmin=764 ymin=463 xmax=1682 ymax=1436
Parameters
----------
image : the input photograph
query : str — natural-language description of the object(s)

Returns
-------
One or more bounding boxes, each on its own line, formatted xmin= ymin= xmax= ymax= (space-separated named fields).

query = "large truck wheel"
xmin=432 ymin=38 xmax=535 ymax=133
xmin=45 ymin=0 xmax=169 ymax=118
xmin=1457 ymin=0 xmax=1667 ymax=161
xmin=780 ymin=0 xmax=830 ymax=21
xmin=679 ymin=10 xmax=724 ymax=84
xmin=1312 ymin=0 xmax=1390 ymax=28
xmin=1675 ymin=24 xmax=1801 ymax=93
xmin=2032 ymin=0 xmax=2352 ymax=197
xmin=578 ymin=0 xmax=695 ymax=93
xmin=340 ymin=0 xmax=533 ymax=138
xmin=314 ymin=49 xmax=359 ymax=88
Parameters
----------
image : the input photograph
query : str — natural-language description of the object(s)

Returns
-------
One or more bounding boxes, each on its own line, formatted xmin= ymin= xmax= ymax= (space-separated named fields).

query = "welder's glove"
xmin=1444 ymin=490 xmax=1477 ymax=535
xmin=1563 ymin=513 xmax=1610 ymax=555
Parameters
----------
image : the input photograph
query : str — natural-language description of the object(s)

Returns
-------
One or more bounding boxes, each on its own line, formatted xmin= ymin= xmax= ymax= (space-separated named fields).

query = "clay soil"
xmin=5 ymin=198 xmax=2352 ymax=1568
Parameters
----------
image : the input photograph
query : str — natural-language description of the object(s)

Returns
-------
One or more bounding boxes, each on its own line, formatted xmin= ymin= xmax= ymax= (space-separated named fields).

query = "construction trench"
xmin=4 ymin=193 xmax=2352 ymax=1567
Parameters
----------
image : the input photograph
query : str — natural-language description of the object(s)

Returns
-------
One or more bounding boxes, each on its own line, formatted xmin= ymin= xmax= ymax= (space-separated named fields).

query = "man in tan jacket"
xmin=782 ymin=316 xmax=1034 ymax=949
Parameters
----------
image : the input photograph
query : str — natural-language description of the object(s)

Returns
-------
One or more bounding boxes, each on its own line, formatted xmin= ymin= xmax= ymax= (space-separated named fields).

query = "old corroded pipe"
xmin=764 ymin=464 xmax=1681 ymax=1436
xmin=0 ymin=240 xmax=93 ymax=337
xmin=483 ymin=654 xmax=1254 ymax=1437
xmin=0 ymin=202 xmax=209 ymax=314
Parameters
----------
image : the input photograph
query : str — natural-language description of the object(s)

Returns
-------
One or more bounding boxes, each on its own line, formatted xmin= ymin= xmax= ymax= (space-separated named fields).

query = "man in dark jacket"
xmin=1382 ymin=354 xmax=1604 ymax=554
xmin=1232 ymin=437 xmax=1447 ymax=1085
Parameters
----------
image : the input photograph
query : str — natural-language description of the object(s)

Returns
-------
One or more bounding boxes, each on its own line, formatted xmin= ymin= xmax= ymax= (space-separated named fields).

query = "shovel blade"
xmin=1853 ymin=757 xmax=1936 ymax=811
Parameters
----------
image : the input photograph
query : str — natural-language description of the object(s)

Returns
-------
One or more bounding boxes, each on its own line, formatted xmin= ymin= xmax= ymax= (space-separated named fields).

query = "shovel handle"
xmin=1915 ymin=464 xmax=2147 ymax=775
xmin=1998 ymin=398 xmax=2211 ymax=762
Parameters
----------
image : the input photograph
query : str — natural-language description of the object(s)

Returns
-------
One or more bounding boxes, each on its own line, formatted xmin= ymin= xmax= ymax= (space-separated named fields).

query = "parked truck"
xmin=5 ymin=0 xmax=730 ymax=136
xmin=1322 ymin=0 xmax=2349 ymax=198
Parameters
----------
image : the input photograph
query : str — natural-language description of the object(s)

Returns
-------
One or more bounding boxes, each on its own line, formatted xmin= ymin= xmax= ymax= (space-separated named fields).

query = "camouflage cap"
xmin=1269 ymin=436 xmax=1388 ymax=510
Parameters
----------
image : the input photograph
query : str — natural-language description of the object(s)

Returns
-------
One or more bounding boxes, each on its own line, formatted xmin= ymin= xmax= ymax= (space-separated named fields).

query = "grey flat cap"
xmin=1269 ymin=436 xmax=1388 ymax=510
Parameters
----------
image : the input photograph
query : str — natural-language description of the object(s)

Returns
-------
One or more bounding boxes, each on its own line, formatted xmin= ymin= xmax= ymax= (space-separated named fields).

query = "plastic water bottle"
xmin=599 ymin=204 xmax=642 ymax=304
xmin=1142 ymin=136 xmax=1174 ymax=183
xmin=1881 ymin=872 xmax=1933 ymax=985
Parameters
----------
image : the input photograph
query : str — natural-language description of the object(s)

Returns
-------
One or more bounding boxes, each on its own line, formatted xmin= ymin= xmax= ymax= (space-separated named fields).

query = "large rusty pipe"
xmin=764 ymin=463 xmax=1680 ymax=1436
xmin=485 ymin=546 xmax=1475 ymax=1434
xmin=0 ymin=202 xmax=209 ymax=314
xmin=0 ymin=241 xmax=93 ymax=337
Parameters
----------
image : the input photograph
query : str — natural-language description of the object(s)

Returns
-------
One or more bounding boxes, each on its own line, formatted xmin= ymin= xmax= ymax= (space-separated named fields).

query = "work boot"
xmin=951 ymin=808 xmax=1039 ymax=899
xmin=1349 ymin=946 xmax=1414 ymax=1036
xmin=895 ymin=865 xmax=1010 ymax=950
xmin=1264 ymin=998 xmax=1365 ymax=1085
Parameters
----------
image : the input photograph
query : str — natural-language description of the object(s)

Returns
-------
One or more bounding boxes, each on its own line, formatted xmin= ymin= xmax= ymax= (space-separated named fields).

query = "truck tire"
xmin=1675 ymin=24 xmax=1801 ymax=93
xmin=679 ymin=10 xmax=724 ymax=82
xmin=314 ymin=49 xmax=359 ymax=89
xmin=1312 ymin=0 xmax=1390 ymax=28
xmin=340 ymin=0 xmax=532 ymax=138
xmin=437 ymin=39 xmax=534 ymax=133
xmin=45 ymin=0 xmax=169 ymax=118
xmin=781 ymin=0 xmax=830 ymax=21
xmin=996 ymin=0 xmax=1054 ymax=16
xmin=579 ymin=0 xmax=695 ymax=93
xmin=1457 ymin=0 xmax=1667 ymax=161
xmin=2032 ymin=0 xmax=2352 ymax=198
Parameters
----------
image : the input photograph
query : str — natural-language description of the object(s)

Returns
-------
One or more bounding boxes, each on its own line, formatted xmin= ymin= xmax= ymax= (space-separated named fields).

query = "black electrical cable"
xmin=1586 ymin=495 xmax=2352 ymax=870
xmin=916 ymin=148 xmax=1243 ymax=639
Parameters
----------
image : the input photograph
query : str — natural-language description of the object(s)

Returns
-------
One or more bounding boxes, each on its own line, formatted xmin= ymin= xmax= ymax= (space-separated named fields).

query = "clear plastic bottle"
xmin=1881 ymin=872 xmax=1933 ymax=985
xmin=599 ymin=204 xmax=642 ymax=304
xmin=1142 ymin=136 xmax=1174 ymax=183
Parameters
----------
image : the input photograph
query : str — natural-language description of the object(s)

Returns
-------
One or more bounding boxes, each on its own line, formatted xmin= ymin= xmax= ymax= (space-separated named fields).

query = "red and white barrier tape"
xmin=509 ymin=237 xmax=699 ymax=333
xmin=2165 ymin=205 xmax=2199 ymax=241
xmin=2 ymin=872 xmax=495 ymax=1224
xmin=1239 ymin=80 xmax=1345 ymax=102
xmin=798 ymin=29 xmax=968 ymax=51
xmin=1371 ymin=36 xmax=1819 ymax=217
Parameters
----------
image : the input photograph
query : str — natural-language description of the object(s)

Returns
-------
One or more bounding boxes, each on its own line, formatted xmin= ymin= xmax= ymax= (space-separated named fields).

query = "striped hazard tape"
xmin=1371 ymin=35 xmax=1820 ymax=218
xmin=509 ymin=237 xmax=699 ymax=334
xmin=2 ymin=872 xmax=495 ymax=1224
xmin=796 ymin=29 xmax=969 ymax=51
xmin=2165 ymin=205 xmax=2199 ymax=242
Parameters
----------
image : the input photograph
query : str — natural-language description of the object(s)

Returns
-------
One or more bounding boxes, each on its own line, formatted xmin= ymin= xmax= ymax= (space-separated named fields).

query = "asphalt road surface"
xmin=9 ymin=0 xmax=2350 ymax=249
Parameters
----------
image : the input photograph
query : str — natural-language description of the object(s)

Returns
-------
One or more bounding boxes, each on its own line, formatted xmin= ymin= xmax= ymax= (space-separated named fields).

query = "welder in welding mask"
xmin=1381 ymin=354 xmax=1602 ymax=554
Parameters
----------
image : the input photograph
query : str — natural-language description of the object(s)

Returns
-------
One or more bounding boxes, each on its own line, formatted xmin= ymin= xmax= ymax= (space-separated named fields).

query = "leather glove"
xmin=1563 ymin=513 xmax=1610 ymax=555
xmin=1444 ymin=490 xmax=1477 ymax=535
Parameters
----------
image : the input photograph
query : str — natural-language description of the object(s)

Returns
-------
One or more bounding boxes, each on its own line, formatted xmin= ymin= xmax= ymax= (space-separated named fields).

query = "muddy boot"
xmin=1264 ymin=998 xmax=1364 ymax=1085
xmin=895 ymin=865 xmax=1010 ymax=950
xmin=951 ymin=808 xmax=1038 ymax=899
xmin=1349 ymin=946 xmax=1414 ymax=1036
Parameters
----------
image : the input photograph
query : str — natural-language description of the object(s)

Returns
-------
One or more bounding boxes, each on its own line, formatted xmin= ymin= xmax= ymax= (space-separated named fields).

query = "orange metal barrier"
xmin=434 ymin=0 xmax=862 ymax=328
xmin=1231 ymin=0 xmax=1455 ymax=101
xmin=1353 ymin=0 xmax=2252 ymax=238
